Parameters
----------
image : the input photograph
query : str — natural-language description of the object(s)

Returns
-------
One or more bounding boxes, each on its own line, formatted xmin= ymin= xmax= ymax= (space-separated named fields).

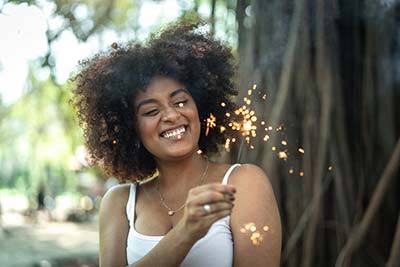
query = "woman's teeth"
xmin=162 ymin=126 xmax=186 ymax=139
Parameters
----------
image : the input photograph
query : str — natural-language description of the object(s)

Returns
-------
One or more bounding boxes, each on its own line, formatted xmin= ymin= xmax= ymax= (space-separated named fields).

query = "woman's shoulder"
xmin=228 ymin=163 xmax=272 ymax=189
xmin=100 ymin=183 xmax=133 ymax=212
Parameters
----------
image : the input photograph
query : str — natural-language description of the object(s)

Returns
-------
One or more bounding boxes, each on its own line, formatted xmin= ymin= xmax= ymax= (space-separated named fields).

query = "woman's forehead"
xmin=140 ymin=75 xmax=187 ymax=93
xmin=134 ymin=76 xmax=191 ymax=105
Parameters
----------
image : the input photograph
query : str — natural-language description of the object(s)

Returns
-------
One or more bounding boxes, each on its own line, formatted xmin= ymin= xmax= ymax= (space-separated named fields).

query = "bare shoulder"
xmin=100 ymin=183 xmax=132 ymax=213
xmin=229 ymin=163 xmax=273 ymax=191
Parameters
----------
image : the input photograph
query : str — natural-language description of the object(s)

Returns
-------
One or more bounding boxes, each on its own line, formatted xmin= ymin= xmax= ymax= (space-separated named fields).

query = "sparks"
xmin=243 ymin=121 xmax=252 ymax=131
xmin=278 ymin=151 xmax=288 ymax=160
xmin=205 ymin=113 xmax=217 ymax=136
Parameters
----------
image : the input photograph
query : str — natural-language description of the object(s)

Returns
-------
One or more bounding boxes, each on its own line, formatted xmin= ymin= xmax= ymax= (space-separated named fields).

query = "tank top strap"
xmin=221 ymin=163 xmax=241 ymax=185
xmin=126 ymin=183 xmax=137 ymax=227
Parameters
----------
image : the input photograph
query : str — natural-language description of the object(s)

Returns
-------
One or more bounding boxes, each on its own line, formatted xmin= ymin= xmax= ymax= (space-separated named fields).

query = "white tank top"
xmin=126 ymin=164 xmax=241 ymax=266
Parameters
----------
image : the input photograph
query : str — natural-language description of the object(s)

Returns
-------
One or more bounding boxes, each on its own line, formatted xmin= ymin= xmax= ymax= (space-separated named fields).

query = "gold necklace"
xmin=156 ymin=157 xmax=209 ymax=216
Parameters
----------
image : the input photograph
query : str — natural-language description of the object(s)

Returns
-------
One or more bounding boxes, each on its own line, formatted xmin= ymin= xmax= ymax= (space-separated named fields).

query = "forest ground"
xmin=0 ymin=212 xmax=98 ymax=267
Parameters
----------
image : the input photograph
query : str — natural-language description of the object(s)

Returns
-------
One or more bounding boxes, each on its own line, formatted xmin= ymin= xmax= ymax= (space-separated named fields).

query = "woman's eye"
xmin=175 ymin=100 xmax=188 ymax=107
xmin=143 ymin=109 xmax=160 ymax=116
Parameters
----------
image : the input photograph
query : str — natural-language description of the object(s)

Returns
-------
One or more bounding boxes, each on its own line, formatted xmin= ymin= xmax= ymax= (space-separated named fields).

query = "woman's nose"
xmin=161 ymin=106 xmax=181 ymax=122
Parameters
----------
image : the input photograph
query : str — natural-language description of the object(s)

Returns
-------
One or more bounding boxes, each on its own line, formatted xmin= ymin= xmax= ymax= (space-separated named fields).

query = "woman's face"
xmin=134 ymin=76 xmax=201 ymax=161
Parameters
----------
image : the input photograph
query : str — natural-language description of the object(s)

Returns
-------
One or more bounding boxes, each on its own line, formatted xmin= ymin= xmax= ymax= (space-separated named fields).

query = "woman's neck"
xmin=155 ymin=153 xmax=208 ymax=192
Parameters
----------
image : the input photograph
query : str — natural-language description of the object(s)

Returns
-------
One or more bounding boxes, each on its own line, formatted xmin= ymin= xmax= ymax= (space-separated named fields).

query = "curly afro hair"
xmin=71 ymin=20 xmax=238 ymax=182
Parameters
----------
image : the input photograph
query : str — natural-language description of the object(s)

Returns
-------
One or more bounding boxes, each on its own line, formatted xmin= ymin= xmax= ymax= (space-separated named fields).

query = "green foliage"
xmin=0 ymin=0 xmax=239 ymax=195
xmin=0 ymin=64 xmax=82 ymax=193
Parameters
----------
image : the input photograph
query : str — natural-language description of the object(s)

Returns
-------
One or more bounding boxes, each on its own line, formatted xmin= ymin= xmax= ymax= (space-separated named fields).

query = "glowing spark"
xmin=250 ymin=145 xmax=255 ymax=149
xmin=263 ymin=135 xmax=270 ymax=141
xmin=246 ymin=99 xmax=251 ymax=105
xmin=225 ymin=138 xmax=231 ymax=152
xmin=278 ymin=151 xmax=288 ymax=160
xmin=328 ymin=166 xmax=333 ymax=171
xmin=220 ymin=102 xmax=226 ymax=107
xmin=299 ymin=171 xmax=304 ymax=177
xmin=245 ymin=223 xmax=255 ymax=230
xmin=205 ymin=113 xmax=216 ymax=136
xmin=298 ymin=148 xmax=305 ymax=154
xmin=252 ymin=84 xmax=257 ymax=90
xmin=268 ymin=126 xmax=273 ymax=130
xmin=240 ymin=222 xmax=265 ymax=246
xmin=243 ymin=121 xmax=252 ymax=131
xmin=262 ymin=94 xmax=267 ymax=100
xmin=261 ymin=121 xmax=265 ymax=125
xmin=225 ymin=112 xmax=231 ymax=117
xmin=281 ymin=140 xmax=287 ymax=146
xmin=197 ymin=149 xmax=203 ymax=154
xmin=251 ymin=231 xmax=263 ymax=246
xmin=220 ymin=126 xmax=226 ymax=133
xmin=232 ymin=138 xmax=236 ymax=142
xmin=178 ymin=102 xmax=184 ymax=108
xmin=272 ymin=146 xmax=276 ymax=151
xmin=289 ymin=168 xmax=294 ymax=174
xmin=112 ymin=140 xmax=117 ymax=144
xmin=251 ymin=116 xmax=257 ymax=122
xmin=247 ymin=89 xmax=252 ymax=96
xmin=276 ymin=125 xmax=283 ymax=131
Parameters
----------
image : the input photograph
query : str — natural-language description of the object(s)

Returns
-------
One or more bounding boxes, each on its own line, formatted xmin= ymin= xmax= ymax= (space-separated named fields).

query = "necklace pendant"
xmin=168 ymin=210 xmax=175 ymax=216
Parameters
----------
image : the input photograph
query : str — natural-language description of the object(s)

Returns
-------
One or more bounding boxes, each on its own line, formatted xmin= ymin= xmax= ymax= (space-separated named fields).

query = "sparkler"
xmin=204 ymin=83 xmax=308 ymax=166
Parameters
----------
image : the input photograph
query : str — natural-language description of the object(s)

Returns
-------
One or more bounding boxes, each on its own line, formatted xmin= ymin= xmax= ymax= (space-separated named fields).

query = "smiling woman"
xmin=71 ymin=20 xmax=281 ymax=267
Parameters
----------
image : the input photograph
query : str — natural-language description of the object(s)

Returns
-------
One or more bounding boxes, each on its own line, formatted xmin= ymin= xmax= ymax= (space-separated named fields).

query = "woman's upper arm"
xmin=99 ymin=184 xmax=130 ymax=267
xmin=230 ymin=164 xmax=282 ymax=267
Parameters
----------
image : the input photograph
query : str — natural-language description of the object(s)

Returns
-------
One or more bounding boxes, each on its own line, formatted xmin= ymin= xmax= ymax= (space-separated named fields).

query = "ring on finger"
xmin=203 ymin=204 xmax=212 ymax=214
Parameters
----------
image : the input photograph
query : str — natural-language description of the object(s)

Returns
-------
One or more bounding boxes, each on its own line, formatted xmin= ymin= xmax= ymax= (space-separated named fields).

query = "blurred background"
xmin=0 ymin=0 xmax=399 ymax=266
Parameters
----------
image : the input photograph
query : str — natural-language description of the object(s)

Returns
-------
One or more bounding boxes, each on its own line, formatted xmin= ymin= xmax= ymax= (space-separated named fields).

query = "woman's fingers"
xmin=203 ymin=207 xmax=233 ymax=222
xmin=180 ymin=183 xmax=236 ymax=240
xmin=200 ymin=201 xmax=234 ymax=215
xmin=189 ymin=183 xmax=236 ymax=196
xmin=188 ymin=190 xmax=234 ymax=206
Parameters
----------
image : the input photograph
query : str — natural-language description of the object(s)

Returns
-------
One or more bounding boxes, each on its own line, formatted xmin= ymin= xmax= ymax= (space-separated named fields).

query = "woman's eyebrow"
xmin=136 ymin=88 xmax=189 ymax=111
xmin=169 ymin=88 xmax=189 ymax=98
xmin=136 ymin=99 xmax=157 ymax=111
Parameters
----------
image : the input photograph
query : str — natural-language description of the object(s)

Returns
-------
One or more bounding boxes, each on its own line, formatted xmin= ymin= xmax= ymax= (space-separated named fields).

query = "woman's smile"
xmin=160 ymin=125 xmax=187 ymax=140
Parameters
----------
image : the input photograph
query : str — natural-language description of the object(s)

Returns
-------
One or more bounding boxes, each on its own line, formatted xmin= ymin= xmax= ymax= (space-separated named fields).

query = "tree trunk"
xmin=236 ymin=0 xmax=400 ymax=266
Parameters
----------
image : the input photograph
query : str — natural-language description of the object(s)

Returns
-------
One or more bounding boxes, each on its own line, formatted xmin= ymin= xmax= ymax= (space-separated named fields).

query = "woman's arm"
xmin=230 ymin=164 xmax=282 ymax=267
xmin=99 ymin=183 xmax=236 ymax=267
xmin=99 ymin=184 xmax=131 ymax=267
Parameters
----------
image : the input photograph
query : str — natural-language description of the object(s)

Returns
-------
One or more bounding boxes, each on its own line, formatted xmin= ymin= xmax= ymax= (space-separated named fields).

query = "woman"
xmin=72 ymin=21 xmax=281 ymax=267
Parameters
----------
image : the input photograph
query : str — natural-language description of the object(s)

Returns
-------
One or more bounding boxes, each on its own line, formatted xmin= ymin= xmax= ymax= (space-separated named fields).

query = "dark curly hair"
xmin=71 ymin=20 xmax=238 ymax=182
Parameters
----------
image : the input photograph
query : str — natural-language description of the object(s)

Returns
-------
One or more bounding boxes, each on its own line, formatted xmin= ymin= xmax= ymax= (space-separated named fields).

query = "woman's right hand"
xmin=175 ymin=183 xmax=236 ymax=241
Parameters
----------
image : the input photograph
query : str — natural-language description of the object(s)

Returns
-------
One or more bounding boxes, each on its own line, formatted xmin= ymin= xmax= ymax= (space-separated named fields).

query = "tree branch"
xmin=336 ymin=138 xmax=400 ymax=267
